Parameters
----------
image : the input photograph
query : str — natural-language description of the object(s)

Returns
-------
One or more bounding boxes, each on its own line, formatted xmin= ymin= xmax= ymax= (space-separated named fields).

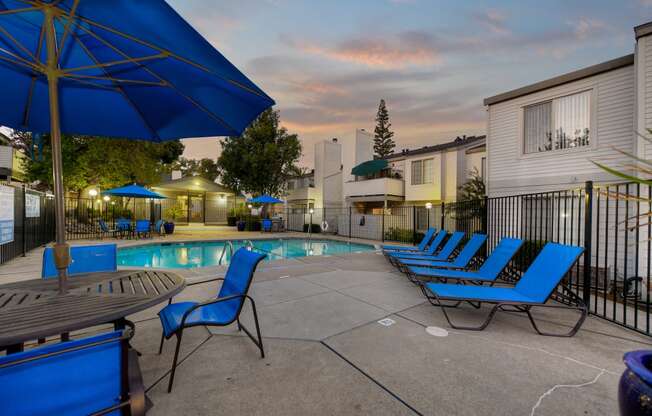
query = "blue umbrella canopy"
xmin=0 ymin=0 xmax=274 ymax=139
xmin=0 ymin=0 xmax=274 ymax=291
xmin=248 ymin=195 xmax=284 ymax=204
xmin=103 ymin=184 xmax=165 ymax=199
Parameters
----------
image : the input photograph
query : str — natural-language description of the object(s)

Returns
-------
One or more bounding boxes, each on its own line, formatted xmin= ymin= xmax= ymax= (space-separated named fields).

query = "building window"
xmin=523 ymin=90 xmax=591 ymax=154
xmin=411 ymin=158 xmax=433 ymax=185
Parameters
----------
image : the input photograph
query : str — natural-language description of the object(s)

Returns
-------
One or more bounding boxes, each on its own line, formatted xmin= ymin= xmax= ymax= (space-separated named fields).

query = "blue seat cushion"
xmin=425 ymin=283 xmax=537 ymax=303
xmin=159 ymin=301 xmax=237 ymax=337
xmin=408 ymin=266 xmax=493 ymax=281
xmin=400 ymin=259 xmax=455 ymax=267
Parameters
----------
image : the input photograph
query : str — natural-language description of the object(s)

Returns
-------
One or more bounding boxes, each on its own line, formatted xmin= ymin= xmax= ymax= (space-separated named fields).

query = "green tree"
xmin=457 ymin=168 xmax=486 ymax=201
xmin=16 ymin=132 xmax=184 ymax=192
xmin=172 ymin=157 xmax=220 ymax=181
xmin=373 ymin=99 xmax=396 ymax=158
xmin=217 ymin=108 xmax=301 ymax=197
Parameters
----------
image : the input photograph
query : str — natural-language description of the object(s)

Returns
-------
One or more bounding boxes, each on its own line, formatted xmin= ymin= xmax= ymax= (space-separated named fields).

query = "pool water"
xmin=117 ymin=238 xmax=376 ymax=269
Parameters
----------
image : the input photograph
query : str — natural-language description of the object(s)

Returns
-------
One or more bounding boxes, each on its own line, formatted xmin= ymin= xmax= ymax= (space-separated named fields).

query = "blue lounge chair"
xmin=158 ymin=248 xmax=267 ymax=392
xmin=116 ymin=218 xmax=132 ymax=239
xmin=135 ymin=219 xmax=151 ymax=239
xmin=422 ymin=242 xmax=586 ymax=337
xmin=389 ymin=231 xmax=465 ymax=263
xmin=0 ymin=329 xmax=145 ymax=416
xmin=262 ymin=218 xmax=273 ymax=232
xmin=406 ymin=238 xmax=523 ymax=284
xmin=382 ymin=227 xmax=437 ymax=252
xmin=399 ymin=233 xmax=487 ymax=271
xmin=42 ymin=244 xmax=117 ymax=279
xmin=384 ymin=230 xmax=447 ymax=263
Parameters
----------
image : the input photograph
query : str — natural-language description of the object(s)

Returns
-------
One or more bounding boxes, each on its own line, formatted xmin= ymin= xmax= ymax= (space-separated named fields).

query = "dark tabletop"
xmin=0 ymin=270 xmax=185 ymax=348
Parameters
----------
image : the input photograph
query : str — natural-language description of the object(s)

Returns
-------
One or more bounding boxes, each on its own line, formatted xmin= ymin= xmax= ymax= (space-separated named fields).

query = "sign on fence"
xmin=0 ymin=185 xmax=14 ymax=245
xmin=25 ymin=193 xmax=40 ymax=218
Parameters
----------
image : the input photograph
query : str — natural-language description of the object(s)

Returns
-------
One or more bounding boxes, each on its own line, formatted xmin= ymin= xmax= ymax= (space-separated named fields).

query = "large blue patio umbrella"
xmin=247 ymin=195 xmax=285 ymax=204
xmin=103 ymin=184 xmax=165 ymax=199
xmin=0 ymin=0 xmax=274 ymax=292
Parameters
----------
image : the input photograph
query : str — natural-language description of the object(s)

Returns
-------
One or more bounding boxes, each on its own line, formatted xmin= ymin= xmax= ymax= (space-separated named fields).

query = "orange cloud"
xmin=283 ymin=32 xmax=441 ymax=68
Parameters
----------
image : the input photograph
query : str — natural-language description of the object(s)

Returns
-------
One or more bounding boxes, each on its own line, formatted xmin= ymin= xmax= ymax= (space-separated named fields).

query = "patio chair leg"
xmin=524 ymin=304 xmax=588 ymax=337
xmin=427 ymin=291 xmax=500 ymax=331
xmin=158 ymin=332 xmax=165 ymax=355
xmin=167 ymin=331 xmax=183 ymax=393
xmin=238 ymin=296 xmax=265 ymax=359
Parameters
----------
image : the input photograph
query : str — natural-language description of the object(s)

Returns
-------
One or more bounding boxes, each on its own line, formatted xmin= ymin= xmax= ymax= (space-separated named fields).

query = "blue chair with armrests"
xmin=157 ymin=247 xmax=267 ymax=392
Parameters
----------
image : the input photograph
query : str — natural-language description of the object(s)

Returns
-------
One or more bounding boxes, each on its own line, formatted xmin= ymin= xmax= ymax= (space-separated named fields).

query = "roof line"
xmin=483 ymin=54 xmax=634 ymax=106
xmin=385 ymin=135 xmax=485 ymax=160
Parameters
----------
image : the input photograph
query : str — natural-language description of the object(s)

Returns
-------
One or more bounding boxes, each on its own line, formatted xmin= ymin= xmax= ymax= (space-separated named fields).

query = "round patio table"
xmin=0 ymin=270 xmax=185 ymax=353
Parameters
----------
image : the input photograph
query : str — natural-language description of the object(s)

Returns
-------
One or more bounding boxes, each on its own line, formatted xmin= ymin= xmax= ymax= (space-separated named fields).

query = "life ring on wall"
xmin=321 ymin=220 xmax=329 ymax=231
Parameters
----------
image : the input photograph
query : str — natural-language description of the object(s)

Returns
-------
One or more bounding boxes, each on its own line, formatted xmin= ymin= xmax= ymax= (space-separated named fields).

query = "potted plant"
xmin=619 ymin=350 xmax=652 ymax=415
xmin=164 ymin=205 xmax=184 ymax=234
xmin=237 ymin=219 xmax=246 ymax=231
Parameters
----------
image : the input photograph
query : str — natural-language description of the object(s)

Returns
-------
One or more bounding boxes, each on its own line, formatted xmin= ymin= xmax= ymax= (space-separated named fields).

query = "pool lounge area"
xmin=0 ymin=230 xmax=648 ymax=415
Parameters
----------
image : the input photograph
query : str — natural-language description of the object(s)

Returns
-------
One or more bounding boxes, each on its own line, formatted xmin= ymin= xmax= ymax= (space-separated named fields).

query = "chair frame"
xmin=419 ymin=274 xmax=587 ymax=337
xmin=158 ymin=255 xmax=266 ymax=393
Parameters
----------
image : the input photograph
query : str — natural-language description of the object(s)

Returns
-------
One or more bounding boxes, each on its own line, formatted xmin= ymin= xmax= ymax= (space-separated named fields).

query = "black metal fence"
xmin=0 ymin=185 xmax=55 ymax=265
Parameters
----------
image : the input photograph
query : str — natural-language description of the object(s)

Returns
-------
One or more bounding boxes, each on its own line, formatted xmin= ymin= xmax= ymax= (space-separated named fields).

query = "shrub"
xmin=303 ymin=224 xmax=321 ymax=233
xmin=384 ymin=227 xmax=423 ymax=244
xmin=245 ymin=216 xmax=262 ymax=231
xmin=227 ymin=216 xmax=237 ymax=226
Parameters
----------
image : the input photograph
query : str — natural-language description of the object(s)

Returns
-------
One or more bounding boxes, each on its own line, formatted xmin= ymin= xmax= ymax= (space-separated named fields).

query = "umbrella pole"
xmin=45 ymin=7 xmax=69 ymax=294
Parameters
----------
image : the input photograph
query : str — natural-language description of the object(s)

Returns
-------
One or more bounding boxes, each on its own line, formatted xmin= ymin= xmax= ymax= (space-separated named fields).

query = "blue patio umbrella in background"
xmin=0 ymin=1 xmax=274 ymax=292
xmin=247 ymin=195 xmax=285 ymax=204
xmin=103 ymin=184 xmax=165 ymax=199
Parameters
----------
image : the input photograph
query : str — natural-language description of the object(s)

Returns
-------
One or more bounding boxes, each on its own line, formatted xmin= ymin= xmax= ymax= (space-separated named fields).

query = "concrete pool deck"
xmin=1 ymin=233 xmax=650 ymax=415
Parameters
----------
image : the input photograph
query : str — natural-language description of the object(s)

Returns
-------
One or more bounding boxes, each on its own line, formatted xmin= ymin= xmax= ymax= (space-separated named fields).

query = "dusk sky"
xmin=169 ymin=0 xmax=652 ymax=168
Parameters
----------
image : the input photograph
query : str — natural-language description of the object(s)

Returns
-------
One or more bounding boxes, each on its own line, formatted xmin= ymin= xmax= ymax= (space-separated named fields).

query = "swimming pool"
xmin=117 ymin=238 xmax=376 ymax=269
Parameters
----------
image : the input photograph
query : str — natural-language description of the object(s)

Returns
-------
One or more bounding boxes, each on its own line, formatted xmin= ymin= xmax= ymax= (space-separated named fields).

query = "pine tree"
xmin=373 ymin=99 xmax=396 ymax=158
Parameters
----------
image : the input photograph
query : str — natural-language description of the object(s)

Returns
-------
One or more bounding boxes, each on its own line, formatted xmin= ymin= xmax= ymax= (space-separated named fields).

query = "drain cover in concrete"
xmin=377 ymin=318 xmax=396 ymax=327
xmin=426 ymin=326 xmax=449 ymax=337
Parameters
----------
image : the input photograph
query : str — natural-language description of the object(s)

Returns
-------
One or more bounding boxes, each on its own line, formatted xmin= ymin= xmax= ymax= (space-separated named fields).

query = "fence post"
xmin=412 ymin=206 xmax=417 ymax=244
xmin=582 ymin=181 xmax=594 ymax=308
xmin=381 ymin=208 xmax=385 ymax=242
xmin=440 ymin=202 xmax=445 ymax=231
xmin=348 ymin=206 xmax=352 ymax=238
xmin=482 ymin=196 xmax=488 ymax=234
xmin=22 ymin=185 xmax=27 ymax=257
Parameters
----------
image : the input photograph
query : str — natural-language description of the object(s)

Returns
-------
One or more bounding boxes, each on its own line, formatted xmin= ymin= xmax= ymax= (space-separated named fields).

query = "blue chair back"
xmin=214 ymin=248 xmax=266 ymax=322
xmin=0 ymin=331 xmax=126 ymax=416
xmin=116 ymin=218 xmax=130 ymax=231
xmin=450 ymin=233 xmax=487 ymax=267
xmin=477 ymin=238 xmax=523 ymax=278
xmin=99 ymin=219 xmax=109 ymax=233
xmin=425 ymin=230 xmax=448 ymax=255
xmin=433 ymin=231 xmax=464 ymax=259
xmin=135 ymin=219 xmax=150 ymax=233
xmin=515 ymin=243 xmax=584 ymax=303
xmin=418 ymin=228 xmax=437 ymax=251
xmin=262 ymin=219 xmax=272 ymax=232
xmin=42 ymin=244 xmax=117 ymax=279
